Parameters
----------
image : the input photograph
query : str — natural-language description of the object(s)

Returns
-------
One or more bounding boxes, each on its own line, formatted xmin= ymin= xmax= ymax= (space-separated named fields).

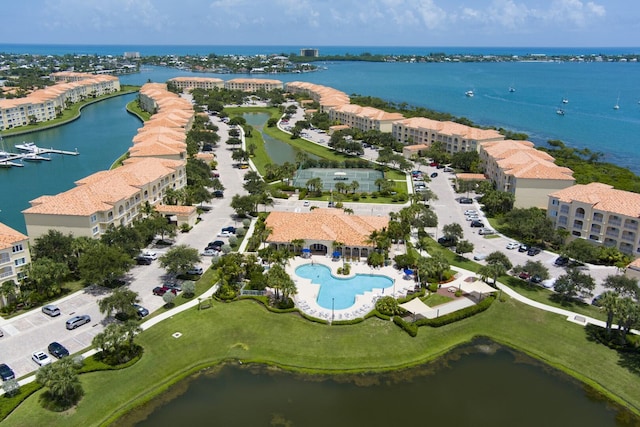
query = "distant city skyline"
xmin=1 ymin=0 xmax=638 ymax=48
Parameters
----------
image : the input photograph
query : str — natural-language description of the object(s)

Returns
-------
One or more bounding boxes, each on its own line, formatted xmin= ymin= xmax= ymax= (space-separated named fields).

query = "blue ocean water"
xmin=1 ymin=44 xmax=640 ymax=233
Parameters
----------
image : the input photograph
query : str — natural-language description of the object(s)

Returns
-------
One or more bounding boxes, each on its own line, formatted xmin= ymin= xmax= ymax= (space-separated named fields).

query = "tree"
xmin=36 ymin=357 xmax=84 ymax=410
xmin=602 ymin=274 xmax=639 ymax=300
xmin=22 ymin=258 xmax=70 ymax=302
xmin=598 ymin=291 xmax=620 ymax=337
xmin=231 ymin=194 xmax=258 ymax=217
xmin=78 ymin=243 xmax=132 ymax=286
xmin=455 ymin=240 xmax=474 ymax=256
xmin=478 ymin=251 xmax=513 ymax=285
xmin=182 ymin=280 xmax=196 ymax=297
xmin=92 ymin=321 xmax=143 ymax=365
xmin=98 ymin=288 xmax=140 ymax=319
xmin=100 ymin=225 xmax=144 ymax=258
xmin=32 ymin=229 xmax=74 ymax=265
xmin=485 ymin=251 xmax=513 ymax=272
xmin=564 ymin=239 xmax=599 ymax=264
xmin=159 ymin=245 xmax=201 ymax=276
xmin=513 ymin=260 xmax=549 ymax=281
xmin=442 ymin=223 xmax=464 ymax=243
xmin=553 ymin=268 xmax=596 ymax=302
xmin=615 ymin=298 xmax=640 ymax=342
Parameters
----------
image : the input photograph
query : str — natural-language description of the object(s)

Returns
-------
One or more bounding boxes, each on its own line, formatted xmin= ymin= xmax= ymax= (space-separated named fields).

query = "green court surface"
xmin=292 ymin=168 xmax=384 ymax=192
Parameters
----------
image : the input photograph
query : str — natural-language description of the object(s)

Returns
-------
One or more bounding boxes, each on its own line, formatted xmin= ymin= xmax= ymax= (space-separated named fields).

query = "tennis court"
xmin=292 ymin=168 xmax=384 ymax=193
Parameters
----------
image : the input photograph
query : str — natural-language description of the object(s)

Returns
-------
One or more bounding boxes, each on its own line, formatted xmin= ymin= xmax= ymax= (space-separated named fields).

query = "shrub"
xmin=393 ymin=316 xmax=418 ymax=337
xmin=428 ymin=283 xmax=438 ymax=292
xmin=415 ymin=295 xmax=495 ymax=328
xmin=236 ymin=228 xmax=246 ymax=237
xmin=375 ymin=296 xmax=402 ymax=316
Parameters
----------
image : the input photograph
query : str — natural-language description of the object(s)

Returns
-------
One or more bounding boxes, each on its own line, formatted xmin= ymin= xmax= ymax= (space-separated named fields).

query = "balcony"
xmin=605 ymin=230 xmax=620 ymax=238
xmin=574 ymin=213 xmax=585 ymax=219
xmin=609 ymin=219 xmax=622 ymax=227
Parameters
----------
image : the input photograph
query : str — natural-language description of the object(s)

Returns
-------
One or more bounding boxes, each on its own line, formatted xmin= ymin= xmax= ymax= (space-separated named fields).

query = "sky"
xmin=2 ymin=0 xmax=638 ymax=47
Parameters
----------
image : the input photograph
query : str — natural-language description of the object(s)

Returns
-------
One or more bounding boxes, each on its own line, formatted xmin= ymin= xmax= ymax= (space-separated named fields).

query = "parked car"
xmin=458 ymin=197 xmax=473 ymax=204
xmin=0 ymin=364 xmax=15 ymax=381
xmin=518 ymin=244 xmax=529 ymax=253
xmin=48 ymin=342 xmax=69 ymax=359
xmin=32 ymin=351 xmax=52 ymax=366
xmin=136 ymin=256 xmax=152 ymax=265
xmin=133 ymin=303 xmax=149 ymax=318
xmin=186 ymin=267 xmax=204 ymax=276
xmin=530 ymin=275 xmax=543 ymax=284
xmin=436 ymin=164 xmax=445 ymax=169
xmin=65 ymin=315 xmax=91 ymax=330
xmin=42 ymin=304 xmax=61 ymax=317
xmin=478 ymin=228 xmax=495 ymax=235
xmin=141 ymin=251 xmax=157 ymax=260
xmin=437 ymin=236 xmax=456 ymax=247
xmin=464 ymin=209 xmax=477 ymax=215
xmin=429 ymin=162 xmax=438 ymax=167
xmin=443 ymin=167 xmax=454 ymax=173
xmin=506 ymin=242 xmax=519 ymax=250
xmin=473 ymin=253 xmax=487 ymax=261
xmin=430 ymin=172 xmax=438 ymax=178
xmin=527 ymin=247 xmax=542 ymax=256
xmin=207 ymin=240 xmax=225 ymax=250
xmin=470 ymin=220 xmax=484 ymax=228
xmin=592 ymin=294 xmax=604 ymax=307
xmin=303 ymin=201 xmax=310 ymax=207
xmin=201 ymin=249 xmax=218 ymax=256
xmin=217 ymin=230 xmax=233 ymax=237
xmin=542 ymin=278 xmax=557 ymax=289
xmin=213 ymin=190 xmax=224 ymax=198
xmin=153 ymin=286 xmax=177 ymax=296
xmin=518 ymin=271 xmax=531 ymax=280
xmin=554 ymin=256 xmax=570 ymax=266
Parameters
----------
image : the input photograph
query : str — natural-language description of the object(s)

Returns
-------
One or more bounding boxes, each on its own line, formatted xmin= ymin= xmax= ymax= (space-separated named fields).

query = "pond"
xmin=116 ymin=339 xmax=636 ymax=427
xmin=242 ymin=112 xmax=317 ymax=166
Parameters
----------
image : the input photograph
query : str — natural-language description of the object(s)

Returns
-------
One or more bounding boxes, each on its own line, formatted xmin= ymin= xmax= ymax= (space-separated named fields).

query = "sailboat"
xmin=613 ymin=94 xmax=620 ymax=110
xmin=556 ymin=108 xmax=565 ymax=116
xmin=508 ymin=86 xmax=516 ymax=93
xmin=562 ymin=98 xmax=569 ymax=104
xmin=465 ymin=90 xmax=474 ymax=97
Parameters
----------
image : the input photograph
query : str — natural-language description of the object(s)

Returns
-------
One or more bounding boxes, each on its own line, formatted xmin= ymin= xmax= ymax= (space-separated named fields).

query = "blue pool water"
xmin=295 ymin=264 xmax=393 ymax=310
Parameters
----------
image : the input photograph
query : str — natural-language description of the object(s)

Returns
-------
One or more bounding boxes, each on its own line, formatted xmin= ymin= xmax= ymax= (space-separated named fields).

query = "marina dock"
xmin=0 ymin=143 xmax=79 ymax=168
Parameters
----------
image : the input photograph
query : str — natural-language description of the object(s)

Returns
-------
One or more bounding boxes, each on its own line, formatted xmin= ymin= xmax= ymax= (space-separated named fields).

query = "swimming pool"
xmin=295 ymin=263 xmax=393 ymax=310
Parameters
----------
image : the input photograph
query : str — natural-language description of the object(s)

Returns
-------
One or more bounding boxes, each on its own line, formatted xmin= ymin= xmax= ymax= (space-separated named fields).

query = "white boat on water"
xmin=22 ymin=153 xmax=50 ymax=162
xmin=613 ymin=94 xmax=620 ymax=110
xmin=562 ymin=98 xmax=569 ymax=104
xmin=15 ymin=142 xmax=38 ymax=152
xmin=556 ymin=108 xmax=565 ymax=116
xmin=465 ymin=90 xmax=474 ymax=97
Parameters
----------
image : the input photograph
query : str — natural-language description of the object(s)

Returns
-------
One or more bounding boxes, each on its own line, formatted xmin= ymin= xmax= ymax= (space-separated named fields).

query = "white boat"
xmin=22 ymin=153 xmax=50 ymax=162
xmin=465 ymin=90 xmax=474 ymax=97
xmin=562 ymin=98 xmax=569 ymax=104
xmin=509 ymin=87 xmax=516 ymax=93
xmin=15 ymin=142 xmax=38 ymax=152
xmin=556 ymin=108 xmax=565 ymax=116
xmin=613 ymin=94 xmax=620 ymax=110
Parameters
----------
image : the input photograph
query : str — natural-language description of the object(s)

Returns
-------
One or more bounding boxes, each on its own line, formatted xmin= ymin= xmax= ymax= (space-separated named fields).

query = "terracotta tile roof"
xmin=154 ymin=204 xmax=197 ymax=215
xmin=265 ymin=210 xmax=389 ymax=247
xmin=457 ymin=173 xmax=487 ymax=181
xmin=226 ymin=78 xmax=283 ymax=85
xmin=395 ymin=117 xmax=504 ymax=141
xmin=23 ymin=158 xmax=184 ymax=216
xmin=0 ymin=222 xmax=28 ymax=249
xmin=549 ymin=183 xmax=640 ymax=218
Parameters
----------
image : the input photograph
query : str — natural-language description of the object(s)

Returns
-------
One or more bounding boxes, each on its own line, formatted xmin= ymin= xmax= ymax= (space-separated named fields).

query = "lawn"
xmin=4 ymin=295 xmax=639 ymax=427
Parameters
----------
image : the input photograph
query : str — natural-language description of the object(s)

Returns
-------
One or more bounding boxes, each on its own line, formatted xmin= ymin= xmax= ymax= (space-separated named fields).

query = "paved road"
xmin=0 ymin=111 xmax=249 ymax=380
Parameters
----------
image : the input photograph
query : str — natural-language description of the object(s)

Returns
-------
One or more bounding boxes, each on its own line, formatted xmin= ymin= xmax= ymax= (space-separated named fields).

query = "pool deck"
xmin=288 ymin=255 xmax=420 ymax=321
xmin=288 ymin=256 xmax=482 ymax=322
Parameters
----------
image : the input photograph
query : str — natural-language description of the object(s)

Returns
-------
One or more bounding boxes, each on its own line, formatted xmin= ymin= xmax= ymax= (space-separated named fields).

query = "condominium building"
xmin=23 ymin=157 xmax=187 ymax=241
xmin=392 ymin=117 xmax=504 ymax=153
xmin=0 ymin=73 xmax=120 ymax=131
xmin=547 ymin=183 xmax=640 ymax=255
xmin=224 ymin=78 xmax=283 ymax=92
xmin=0 ymin=223 xmax=30 ymax=302
xmin=167 ymin=77 xmax=224 ymax=91
xmin=328 ymin=104 xmax=404 ymax=133
xmin=285 ymin=82 xmax=350 ymax=112
xmin=479 ymin=140 xmax=575 ymax=208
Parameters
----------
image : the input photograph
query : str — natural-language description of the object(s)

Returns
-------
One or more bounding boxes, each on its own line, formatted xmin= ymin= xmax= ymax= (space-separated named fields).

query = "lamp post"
xmin=332 ymin=297 xmax=335 ymax=322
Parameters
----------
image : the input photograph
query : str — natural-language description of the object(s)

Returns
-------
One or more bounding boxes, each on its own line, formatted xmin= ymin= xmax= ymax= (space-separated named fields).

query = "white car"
xmin=201 ymin=249 xmax=218 ymax=256
xmin=464 ymin=210 xmax=477 ymax=215
xmin=217 ymin=231 xmax=232 ymax=237
xmin=473 ymin=253 xmax=487 ymax=261
xmin=32 ymin=351 xmax=52 ymax=366
xmin=506 ymin=242 xmax=519 ymax=250
xmin=303 ymin=201 xmax=310 ymax=207
xmin=141 ymin=251 xmax=158 ymax=260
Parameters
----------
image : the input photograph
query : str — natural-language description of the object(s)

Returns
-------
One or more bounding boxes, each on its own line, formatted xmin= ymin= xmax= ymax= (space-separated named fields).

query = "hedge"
xmin=415 ymin=295 xmax=496 ymax=328
xmin=393 ymin=316 xmax=418 ymax=337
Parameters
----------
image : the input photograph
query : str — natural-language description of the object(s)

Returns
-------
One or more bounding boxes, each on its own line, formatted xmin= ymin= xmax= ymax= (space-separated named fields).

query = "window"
xmin=90 ymin=214 xmax=97 ymax=223
xmin=92 ymin=226 xmax=99 ymax=235
xmin=12 ymin=243 xmax=23 ymax=253
xmin=0 ymin=253 xmax=10 ymax=264
xmin=14 ymin=258 xmax=26 ymax=266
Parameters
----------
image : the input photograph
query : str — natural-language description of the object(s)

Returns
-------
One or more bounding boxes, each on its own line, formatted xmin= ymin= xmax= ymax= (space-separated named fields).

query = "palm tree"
xmin=36 ymin=358 xmax=83 ymax=409
xmin=598 ymin=291 xmax=620 ymax=337
xmin=0 ymin=280 xmax=18 ymax=308
xmin=290 ymin=238 xmax=305 ymax=255
xmin=350 ymin=180 xmax=360 ymax=194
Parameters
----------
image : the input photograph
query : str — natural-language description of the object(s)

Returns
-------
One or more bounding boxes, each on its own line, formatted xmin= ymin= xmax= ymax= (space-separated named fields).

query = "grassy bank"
xmin=0 ymin=86 xmax=140 ymax=137
xmin=3 ymin=293 xmax=639 ymax=426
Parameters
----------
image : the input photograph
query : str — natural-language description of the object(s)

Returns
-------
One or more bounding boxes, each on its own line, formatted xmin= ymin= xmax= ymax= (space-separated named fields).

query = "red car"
xmin=518 ymin=272 xmax=531 ymax=280
xmin=429 ymin=162 xmax=438 ymax=167
xmin=153 ymin=286 xmax=178 ymax=296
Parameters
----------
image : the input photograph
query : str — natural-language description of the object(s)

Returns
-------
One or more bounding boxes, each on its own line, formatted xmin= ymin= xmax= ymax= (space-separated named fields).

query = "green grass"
xmin=1 ymin=87 xmax=140 ymax=137
xmin=422 ymin=293 xmax=453 ymax=306
xmin=3 ymin=294 xmax=639 ymax=427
